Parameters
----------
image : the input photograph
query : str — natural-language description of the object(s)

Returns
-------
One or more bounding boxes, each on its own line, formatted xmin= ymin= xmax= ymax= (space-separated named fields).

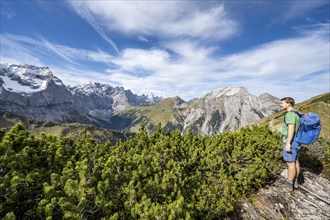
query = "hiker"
xmin=280 ymin=97 xmax=300 ymax=191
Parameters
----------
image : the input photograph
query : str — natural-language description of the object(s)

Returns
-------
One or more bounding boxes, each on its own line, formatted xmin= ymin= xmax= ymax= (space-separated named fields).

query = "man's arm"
xmin=285 ymin=124 xmax=295 ymax=152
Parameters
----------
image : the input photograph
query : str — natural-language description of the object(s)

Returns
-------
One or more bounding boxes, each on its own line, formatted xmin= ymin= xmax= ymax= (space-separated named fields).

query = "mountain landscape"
xmin=1 ymin=63 xmax=329 ymax=219
xmin=1 ymin=1 xmax=329 ymax=219
xmin=0 ymin=64 xmax=280 ymax=135
xmin=0 ymin=64 xmax=163 ymax=129
xmin=1 ymin=63 xmax=329 ymax=143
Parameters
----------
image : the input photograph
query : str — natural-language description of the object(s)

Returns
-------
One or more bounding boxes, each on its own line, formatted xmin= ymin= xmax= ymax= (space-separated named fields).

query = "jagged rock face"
xmin=0 ymin=64 xmax=74 ymax=122
xmin=0 ymin=64 xmax=162 ymax=125
xmin=259 ymin=93 xmax=281 ymax=115
xmin=70 ymin=82 xmax=162 ymax=113
xmin=239 ymin=170 xmax=330 ymax=219
xmin=181 ymin=87 xmax=280 ymax=135
xmin=119 ymin=87 xmax=281 ymax=135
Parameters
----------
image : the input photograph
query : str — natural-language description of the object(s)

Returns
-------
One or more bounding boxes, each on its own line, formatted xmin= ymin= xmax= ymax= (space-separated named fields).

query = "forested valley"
xmin=0 ymin=123 xmax=328 ymax=219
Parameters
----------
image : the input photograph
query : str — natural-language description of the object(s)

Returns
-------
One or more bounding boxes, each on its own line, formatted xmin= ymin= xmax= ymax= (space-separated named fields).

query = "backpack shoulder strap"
xmin=284 ymin=110 xmax=301 ymax=125
xmin=289 ymin=110 xmax=302 ymax=117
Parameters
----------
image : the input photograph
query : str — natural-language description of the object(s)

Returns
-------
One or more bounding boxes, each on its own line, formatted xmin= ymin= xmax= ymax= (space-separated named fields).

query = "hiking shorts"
xmin=282 ymin=141 xmax=301 ymax=162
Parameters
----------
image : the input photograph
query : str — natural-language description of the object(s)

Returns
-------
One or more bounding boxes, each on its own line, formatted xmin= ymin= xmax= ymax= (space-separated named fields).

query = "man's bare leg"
xmin=287 ymin=162 xmax=296 ymax=182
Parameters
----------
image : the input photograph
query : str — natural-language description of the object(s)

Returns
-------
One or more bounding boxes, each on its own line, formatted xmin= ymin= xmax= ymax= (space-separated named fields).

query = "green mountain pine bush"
xmin=1 ymin=123 xmax=284 ymax=219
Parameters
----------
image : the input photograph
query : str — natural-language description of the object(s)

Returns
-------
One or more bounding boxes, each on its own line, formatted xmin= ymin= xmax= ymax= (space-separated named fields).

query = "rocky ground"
xmin=238 ymin=169 xmax=330 ymax=219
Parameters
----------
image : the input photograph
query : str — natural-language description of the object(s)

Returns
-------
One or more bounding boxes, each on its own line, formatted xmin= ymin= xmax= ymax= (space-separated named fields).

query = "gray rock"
xmin=0 ymin=64 xmax=163 ymax=128
xmin=239 ymin=170 xmax=330 ymax=219
xmin=181 ymin=87 xmax=280 ymax=135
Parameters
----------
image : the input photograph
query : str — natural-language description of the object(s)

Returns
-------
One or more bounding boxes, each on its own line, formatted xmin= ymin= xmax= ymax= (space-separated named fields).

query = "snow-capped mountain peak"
xmin=69 ymin=82 xmax=114 ymax=96
xmin=0 ymin=64 xmax=64 ymax=94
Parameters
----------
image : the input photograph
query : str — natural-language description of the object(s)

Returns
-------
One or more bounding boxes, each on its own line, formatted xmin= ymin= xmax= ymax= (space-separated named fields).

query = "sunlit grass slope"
xmin=257 ymin=93 xmax=330 ymax=142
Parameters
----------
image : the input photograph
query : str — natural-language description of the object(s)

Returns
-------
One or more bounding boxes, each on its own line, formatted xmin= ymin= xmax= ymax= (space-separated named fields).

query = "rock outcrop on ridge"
xmin=239 ymin=169 xmax=330 ymax=219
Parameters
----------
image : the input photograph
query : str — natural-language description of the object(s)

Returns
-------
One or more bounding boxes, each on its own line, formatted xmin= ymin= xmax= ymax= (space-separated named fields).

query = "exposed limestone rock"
xmin=181 ymin=87 xmax=280 ymax=135
xmin=0 ymin=64 xmax=162 ymax=127
xmin=239 ymin=170 xmax=330 ymax=219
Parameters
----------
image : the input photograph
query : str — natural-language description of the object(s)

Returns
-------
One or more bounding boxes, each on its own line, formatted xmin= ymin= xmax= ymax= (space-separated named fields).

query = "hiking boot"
xmin=276 ymin=178 xmax=294 ymax=191
xmin=293 ymin=178 xmax=299 ymax=189
xmin=284 ymin=180 xmax=294 ymax=191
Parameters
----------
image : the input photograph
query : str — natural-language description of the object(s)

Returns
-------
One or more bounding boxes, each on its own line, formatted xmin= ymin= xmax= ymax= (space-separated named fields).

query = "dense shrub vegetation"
xmin=1 ymin=123 xmax=284 ymax=219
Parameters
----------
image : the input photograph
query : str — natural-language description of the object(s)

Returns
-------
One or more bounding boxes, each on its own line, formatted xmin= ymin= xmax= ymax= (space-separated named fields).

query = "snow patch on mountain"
xmin=0 ymin=64 xmax=64 ymax=94
xmin=1 ymin=75 xmax=47 ymax=93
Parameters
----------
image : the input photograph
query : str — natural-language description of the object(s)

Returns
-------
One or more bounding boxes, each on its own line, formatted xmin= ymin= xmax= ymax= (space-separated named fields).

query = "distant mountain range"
xmin=0 ymin=64 xmax=280 ymax=134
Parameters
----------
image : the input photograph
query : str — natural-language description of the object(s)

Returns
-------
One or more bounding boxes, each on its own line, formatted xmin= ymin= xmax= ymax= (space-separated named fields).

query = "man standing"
xmin=280 ymin=97 xmax=300 ymax=191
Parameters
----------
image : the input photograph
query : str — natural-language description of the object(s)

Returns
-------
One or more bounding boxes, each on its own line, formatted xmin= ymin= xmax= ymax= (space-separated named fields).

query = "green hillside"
xmin=113 ymin=96 xmax=184 ymax=132
xmin=257 ymin=93 xmax=330 ymax=142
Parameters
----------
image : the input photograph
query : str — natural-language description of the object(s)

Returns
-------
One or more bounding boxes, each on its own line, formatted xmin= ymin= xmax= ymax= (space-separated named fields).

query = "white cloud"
xmin=104 ymin=24 xmax=329 ymax=101
xmin=41 ymin=38 xmax=76 ymax=64
xmin=68 ymin=1 xmax=238 ymax=41
xmin=162 ymin=6 xmax=238 ymax=40
xmin=219 ymin=34 xmax=329 ymax=79
xmin=50 ymin=65 xmax=114 ymax=87
xmin=220 ymin=36 xmax=329 ymax=80
xmin=112 ymin=48 xmax=170 ymax=73
xmin=0 ymin=34 xmax=44 ymax=66
xmin=0 ymin=33 xmax=114 ymax=65
xmin=68 ymin=1 xmax=119 ymax=54
xmin=138 ymin=36 xmax=149 ymax=42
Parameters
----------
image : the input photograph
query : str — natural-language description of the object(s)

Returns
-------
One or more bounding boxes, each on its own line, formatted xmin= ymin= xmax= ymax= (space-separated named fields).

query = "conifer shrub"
xmin=0 ymin=123 xmax=283 ymax=219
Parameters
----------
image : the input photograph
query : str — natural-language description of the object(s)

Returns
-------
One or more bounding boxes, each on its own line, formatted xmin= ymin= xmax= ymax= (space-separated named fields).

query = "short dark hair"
xmin=281 ymin=97 xmax=295 ymax=107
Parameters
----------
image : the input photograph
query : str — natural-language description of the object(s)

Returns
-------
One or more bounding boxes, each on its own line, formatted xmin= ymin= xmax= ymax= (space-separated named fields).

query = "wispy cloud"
xmin=138 ymin=36 xmax=149 ymax=42
xmin=0 ymin=34 xmax=43 ymax=65
xmin=219 ymin=34 xmax=329 ymax=79
xmin=41 ymin=38 xmax=76 ymax=64
xmin=1 ymin=33 xmax=114 ymax=65
xmin=0 ymin=1 xmax=15 ymax=19
xmin=68 ymin=1 xmax=238 ymax=41
xmin=68 ymin=2 xmax=120 ymax=54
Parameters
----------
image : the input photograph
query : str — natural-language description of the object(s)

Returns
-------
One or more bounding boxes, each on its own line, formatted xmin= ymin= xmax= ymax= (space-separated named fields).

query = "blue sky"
xmin=1 ymin=1 xmax=329 ymax=102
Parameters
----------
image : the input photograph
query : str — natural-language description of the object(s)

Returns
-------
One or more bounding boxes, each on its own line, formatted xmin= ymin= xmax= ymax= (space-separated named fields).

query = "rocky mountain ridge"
xmin=0 ymin=64 xmax=162 ymax=127
xmin=113 ymin=86 xmax=280 ymax=134
xmin=0 ymin=64 xmax=280 ymax=134
xmin=181 ymin=87 xmax=279 ymax=135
